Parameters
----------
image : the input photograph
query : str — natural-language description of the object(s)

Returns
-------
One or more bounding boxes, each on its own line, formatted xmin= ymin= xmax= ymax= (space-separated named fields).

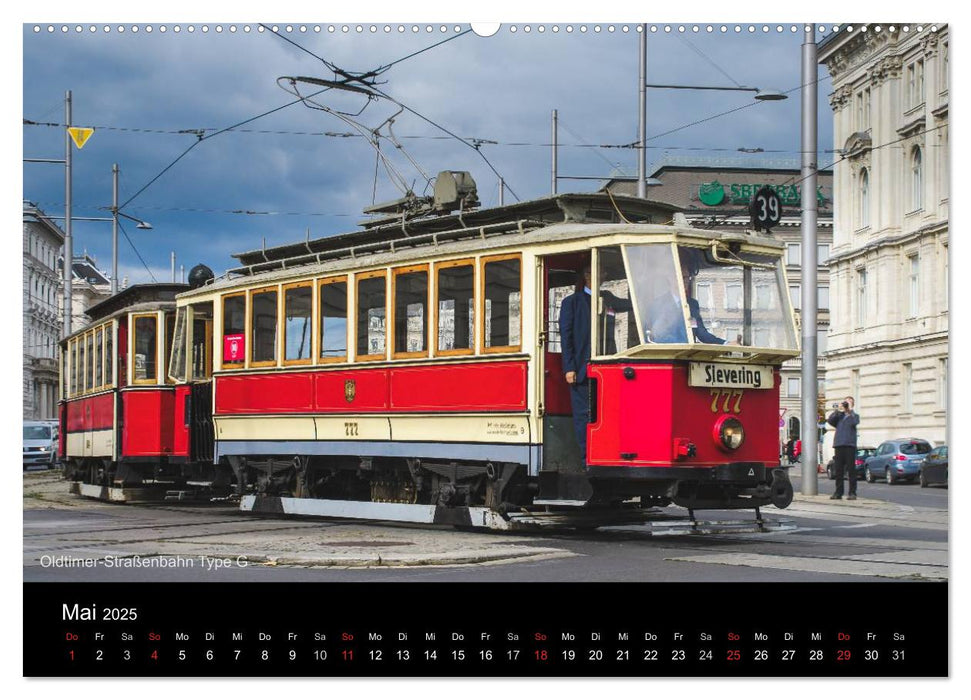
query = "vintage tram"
xmin=61 ymin=185 xmax=799 ymax=529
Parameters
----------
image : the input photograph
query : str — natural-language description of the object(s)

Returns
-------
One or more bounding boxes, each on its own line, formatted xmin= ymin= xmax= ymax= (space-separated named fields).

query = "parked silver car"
xmin=23 ymin=421 xmax=58 ymax=470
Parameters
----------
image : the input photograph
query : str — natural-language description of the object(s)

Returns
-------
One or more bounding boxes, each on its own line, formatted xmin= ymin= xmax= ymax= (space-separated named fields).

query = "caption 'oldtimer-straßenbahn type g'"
xmin=59 ymin=175 xmax=799 ymax=530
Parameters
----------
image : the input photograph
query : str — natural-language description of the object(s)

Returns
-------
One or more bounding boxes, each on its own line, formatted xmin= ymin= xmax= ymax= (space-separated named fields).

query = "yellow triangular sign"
xmin=68 ymin=127 xmax=95 ymax=149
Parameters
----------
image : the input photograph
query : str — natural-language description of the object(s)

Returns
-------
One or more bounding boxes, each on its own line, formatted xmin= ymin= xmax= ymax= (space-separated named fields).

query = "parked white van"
xmin=23 ymin=421 xmax=58 ymax=470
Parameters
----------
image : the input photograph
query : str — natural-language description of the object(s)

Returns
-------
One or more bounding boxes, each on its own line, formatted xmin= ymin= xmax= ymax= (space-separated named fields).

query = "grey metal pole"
xmin=499 ymin=178 xmax=505 ymax=206
xmin=637 ymin=25 xmax=647 ymax=198
xmin=111 ymin=164 xmax=119 ymax=295
xmin=180 ymin=265 xmax=185 ymax=284
xmin=171 ymin=251 xmax=176 ymax=283
xmin=800 ymin=26 xmax=819 ymax=495
xmin=551 ymin=109 xmax=558 ymax=195
xmin=63 ymin=91 xmax=73 ymax=337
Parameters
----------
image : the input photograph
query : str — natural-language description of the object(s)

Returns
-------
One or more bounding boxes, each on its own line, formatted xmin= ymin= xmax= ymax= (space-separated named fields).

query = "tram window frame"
xmin=318 ymin=276 xmax=348 ymax=364
xmin=221 ymin=292 xmax=247 ymax=370
xmin=70 ymin=338 xmax=78 ymax=397
xmin=131 ymin=313 xmax=160 ymax=385
xmin=356 ymin=269 xmax=388 ymax=362
xmin=434 ymin=259 xmax=476 ymax=357
xmin=249 ymin=285 xmax=280 ymax=368
xmin=85 ymin=331 xmax=95 ymax=393
xmin=164 ymin=313 xmax=177 ymax=384
xmin=282 ymin=281 xmax=314 ymax=367
xmin=94 ymin=326 xmax=104 ymax=390
xmin=190 ymin=303 xmax=215 ymax=381
xmin=480 ymin=253 xmax=523 ymax=354
xmin=105 ymin=322 xmax=114 ymax=388
xmin=391 ymin=264 xmax=430 ymax=359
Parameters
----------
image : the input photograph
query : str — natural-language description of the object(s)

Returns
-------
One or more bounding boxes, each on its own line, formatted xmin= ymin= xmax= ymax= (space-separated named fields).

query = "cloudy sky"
xmin=23 ymin=19 xmax=837 ymax=282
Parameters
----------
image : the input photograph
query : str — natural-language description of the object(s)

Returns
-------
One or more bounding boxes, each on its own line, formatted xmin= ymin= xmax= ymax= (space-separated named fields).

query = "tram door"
xmin=540 ymin=253 xmax=589 ymax=475
xmin=188 ymin=302 xmax=215 ymax=463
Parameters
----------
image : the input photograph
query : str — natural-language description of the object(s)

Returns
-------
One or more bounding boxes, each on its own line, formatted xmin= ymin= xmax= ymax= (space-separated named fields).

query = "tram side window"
xmin=70 ymin=339 xmax=78 ymax=396
xmin=436 ymin=262 xmax=475 ymax=353
xmin=597 ymin=246 xmax=637 ymax=355
xmin=133 ymin=316 xmax=158 ymax=383
xmin=169 ymin=309 xmax=187 ymax=382
xmin=251 ymin=289 xmax=279 ymax=365
xmin=483 ymin=256 xmax=521 ymax=351
xmin=105 ymin=325 xmax=113 ymax=387
xmin=222 ymin=294 xmax=246 ymax=366
xmin=393 ymin=267 xmax=428 ymax=356
xmin=191 ymin=302 xmax=214 ymax=380
xmin=86 ymin=332 xmax=95 ymax=391
xmin=284 ymin=285 xmax=313 ymax=363
xmin=94 ymin=328 xmax=104 ymax=388
xmin=164 ymin=314 xmax=176 ymax=382
xmin=319 ymin=279 xmax=348 ymax=361
xmin=357 ymin=274 xmax=387 ymax=359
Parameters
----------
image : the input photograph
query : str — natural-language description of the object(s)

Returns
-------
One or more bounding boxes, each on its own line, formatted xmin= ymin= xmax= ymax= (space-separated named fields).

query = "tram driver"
xmin=647 ymin=248 xmax=729 ymax=345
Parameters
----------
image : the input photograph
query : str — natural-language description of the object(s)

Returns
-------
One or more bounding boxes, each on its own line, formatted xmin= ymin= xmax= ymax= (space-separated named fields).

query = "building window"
xmin=903 ymin=363 xmax=913 ymax=413
xmin=755 ymin=284 xmax=772 ymax=310
xmin=817 ymin=328 xmax=828 ymax=354
xmin=753 ymin=328 xmax=771 ymax=347
xmin=908 ymin=253 xmax=920 ymax=317
xmin=857 ymin=87 xmax=871 ymax=130
xmin=787 ymin=377 xmax=801 ymax=398
xmin=787 ymin=242 xmax=801 ymax=266
xmin=725 ymin=283 xmax=742 ymax=311
xmin=910 ymin=147 xmax=923 ymax=212
xmin=907 ymin=59 xmax=925 ymax=108
xmin=818 ymin=286 xmax=829 ymax=310
xmin=940 ymin=358 xmax=947 ymax=409
xmin=860 ymin=168 xmax=870 ymax=228
xmin=856 ymin=268 xmax=867 ymax=327
xmin=789 ymin=284 xmax=801 ymax=311
xmin=817 ymin=244 xmax=830 ymax=265
xmin=695 ymin=282 xmax=712 ymax=310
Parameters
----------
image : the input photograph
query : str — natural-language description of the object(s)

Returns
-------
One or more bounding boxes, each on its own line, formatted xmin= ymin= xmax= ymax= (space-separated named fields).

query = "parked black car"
xmin=826 ymin=446 xmax=876 ymax=480
xmin=919 ymin=445 xmax=948 ymax=487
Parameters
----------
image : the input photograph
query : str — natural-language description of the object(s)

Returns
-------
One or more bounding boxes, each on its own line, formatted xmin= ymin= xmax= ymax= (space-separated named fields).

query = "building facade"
xmin=605 ymin=160 xmax=834 ymax=453
xmin=71 ymin=253 xmax=112 ymax=328
xmin=818 ymin=25 xmax=948 ymax=449
xmin=23 ymin=202 xmax=64 ymax=420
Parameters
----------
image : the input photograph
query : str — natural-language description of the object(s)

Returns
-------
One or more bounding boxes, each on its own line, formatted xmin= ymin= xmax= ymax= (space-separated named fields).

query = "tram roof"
xmin=82 ymin=283 xmax=190 ymax=325
xmin=230 ymin=192 xmax=681 ymax=273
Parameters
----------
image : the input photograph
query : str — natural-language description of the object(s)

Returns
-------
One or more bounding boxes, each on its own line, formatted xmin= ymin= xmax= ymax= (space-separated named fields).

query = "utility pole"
xmin=63 ymin=91 xmax=73 ymax=336
xmin=111 ymin=164 xmax=119 ymax=295
xmin=171 ymin=252 xmax=177 ymax=283
xmin=551 ymin=109 xmax=558 ymax=195
xmin=637 ymin=25 xmax=647 ymax=198
xmin=800 ymin=26 xmax=819 ymax=495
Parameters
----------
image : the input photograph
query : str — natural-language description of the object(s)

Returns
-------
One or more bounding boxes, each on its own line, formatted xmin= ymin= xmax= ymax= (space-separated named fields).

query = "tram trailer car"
xmin=175 ymin=191 xmax=797 ymax=525
xmin=58 ymin=283 xmax=230 ymax=501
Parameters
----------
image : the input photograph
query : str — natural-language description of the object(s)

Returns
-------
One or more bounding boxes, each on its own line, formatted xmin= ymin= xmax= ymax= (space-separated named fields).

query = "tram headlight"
xmin=713 ymin=416 xmax=745 ymax=451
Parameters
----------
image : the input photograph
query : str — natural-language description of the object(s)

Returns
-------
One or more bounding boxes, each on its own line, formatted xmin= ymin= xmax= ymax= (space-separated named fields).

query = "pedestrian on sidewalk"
xmin=827 ymin=396 xmax=860 ymax=500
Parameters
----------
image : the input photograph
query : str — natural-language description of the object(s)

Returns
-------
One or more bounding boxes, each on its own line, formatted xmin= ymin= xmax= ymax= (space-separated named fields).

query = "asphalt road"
xmin=23 ymin=470 xmax=948 ymax=584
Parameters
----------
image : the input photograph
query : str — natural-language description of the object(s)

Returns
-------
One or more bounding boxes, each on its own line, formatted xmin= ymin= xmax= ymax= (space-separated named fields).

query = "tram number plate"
xmin=688 ymin=362 xmax=772 ymax=390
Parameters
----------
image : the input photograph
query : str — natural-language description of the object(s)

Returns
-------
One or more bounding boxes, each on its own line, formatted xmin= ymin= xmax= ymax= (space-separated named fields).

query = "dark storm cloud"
xmin=23 ymin=22 xmax=833 ymax=278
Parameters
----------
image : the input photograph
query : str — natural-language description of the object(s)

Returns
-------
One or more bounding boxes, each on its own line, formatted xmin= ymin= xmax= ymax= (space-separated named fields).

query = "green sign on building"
xmin=698 ymin=181 xmax=827 ymax=207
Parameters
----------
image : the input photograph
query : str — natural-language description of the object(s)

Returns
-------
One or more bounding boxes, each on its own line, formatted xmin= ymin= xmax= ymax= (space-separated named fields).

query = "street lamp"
xmin=644 ymin=84 xmax=789 ymax=101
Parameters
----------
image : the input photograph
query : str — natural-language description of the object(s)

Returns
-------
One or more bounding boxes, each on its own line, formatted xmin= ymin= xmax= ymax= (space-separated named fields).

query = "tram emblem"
xmin=344 ymin=380 xmax=356 ymax=403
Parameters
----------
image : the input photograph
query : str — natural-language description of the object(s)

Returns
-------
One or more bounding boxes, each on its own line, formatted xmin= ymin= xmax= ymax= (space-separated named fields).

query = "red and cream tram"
xmin=62 ymin=186 xmax=799 ymax=528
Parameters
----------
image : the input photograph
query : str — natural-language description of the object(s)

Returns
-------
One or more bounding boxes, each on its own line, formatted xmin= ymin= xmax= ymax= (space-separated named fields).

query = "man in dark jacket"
xmin=559 ymin=265 xmax=631 ymax=461
xmin=827 ymin=396 xmax=860 ymax=500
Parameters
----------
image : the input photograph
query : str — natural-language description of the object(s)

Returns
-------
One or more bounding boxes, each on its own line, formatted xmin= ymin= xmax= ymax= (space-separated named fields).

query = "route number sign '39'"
xmin=749 ymin=185 xmax=782 ymax=232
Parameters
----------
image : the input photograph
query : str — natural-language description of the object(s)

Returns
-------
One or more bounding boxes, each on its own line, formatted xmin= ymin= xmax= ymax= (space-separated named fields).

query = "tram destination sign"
xmin=689 ymin=362 xmax=773 ymax=390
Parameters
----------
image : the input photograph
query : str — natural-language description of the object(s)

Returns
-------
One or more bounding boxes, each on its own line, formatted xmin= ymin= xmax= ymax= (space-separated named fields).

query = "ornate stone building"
xmin=23 ymin=202 xmax=64 ymax=420
xmin=818 ymin=25 xmax=948 ymax=448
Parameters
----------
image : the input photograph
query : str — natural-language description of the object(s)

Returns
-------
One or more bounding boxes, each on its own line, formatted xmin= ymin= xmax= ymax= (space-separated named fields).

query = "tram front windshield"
xmin=598 ymin=244 xmax=796 ymax=351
